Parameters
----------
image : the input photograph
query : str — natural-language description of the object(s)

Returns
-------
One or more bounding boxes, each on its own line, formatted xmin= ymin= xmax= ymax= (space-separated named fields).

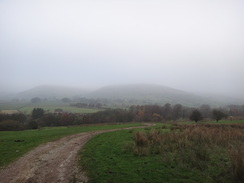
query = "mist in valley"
xmin=1 ymin=0 xmax=244 ymax=104
xmin=2 ymin=2 xmax=244 ymax=182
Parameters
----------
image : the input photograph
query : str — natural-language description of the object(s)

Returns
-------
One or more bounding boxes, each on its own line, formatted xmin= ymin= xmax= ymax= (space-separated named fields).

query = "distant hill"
xmin=0 ymin=91 xmax=15 ymax=100
xmin=88 ymin=84 xmax=244 ymax=107
xmin=88 ymin=84 xmax=210 ymax=106
xmin=196 ymin=92 xmax=244 ymax=106
xmin=15 ymin=85 xmax=90 ymax=100
xmin=5 ymin=84 xmax=243 ymax=107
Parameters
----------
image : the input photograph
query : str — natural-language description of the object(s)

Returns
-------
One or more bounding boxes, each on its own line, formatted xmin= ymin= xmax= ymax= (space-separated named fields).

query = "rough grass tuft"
xmin=129 ymin=124 xmax=244 ymax=182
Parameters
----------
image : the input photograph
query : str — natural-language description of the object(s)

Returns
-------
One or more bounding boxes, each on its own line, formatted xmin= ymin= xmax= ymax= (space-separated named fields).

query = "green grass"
xmin=0 ymin=102 xmax=29 ymax=110
xmin=0 ymin=101 xmax=101 ymax=114
xmin=19 ymin=106 xmax=100 ymax=114
xmin=175 ymin=119 xmax=244 ymax=125
xmin=207 ymin=119 xmax=244 ymax=124
xmin=80 ymin=128 xmax=208 ymax=183
xmin=80 ymin=122 xmax=244 ymax=183
xmin=0 ymin=123 xmax=141 ymax=168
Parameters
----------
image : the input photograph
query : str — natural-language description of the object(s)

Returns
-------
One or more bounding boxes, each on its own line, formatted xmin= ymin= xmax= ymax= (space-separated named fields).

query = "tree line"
xmin=0 ymin=103 xmax=244 ymax=131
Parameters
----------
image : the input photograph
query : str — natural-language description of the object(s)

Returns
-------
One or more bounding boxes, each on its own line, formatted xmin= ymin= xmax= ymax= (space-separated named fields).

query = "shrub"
xmin=27 ymin=120 xmax=38 ymax=129
xmin=189 ymin=109 xmax=203 ymax=123
xmin=133 ymin=131 xmax=148 ymax=147
xmin=129 ymin=131 xmax=149 ymax=156
xmin=0 ymin=120 xmax=25 ymax=131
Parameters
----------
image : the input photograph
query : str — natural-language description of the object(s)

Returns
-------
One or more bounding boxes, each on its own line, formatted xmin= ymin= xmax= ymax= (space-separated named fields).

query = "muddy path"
xmin=0 ymin=125 xmax=151 ymax=183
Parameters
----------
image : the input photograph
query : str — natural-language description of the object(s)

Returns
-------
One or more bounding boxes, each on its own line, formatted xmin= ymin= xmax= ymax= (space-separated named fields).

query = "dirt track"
xmin=0 ymin=125 xmax=148 ymax=183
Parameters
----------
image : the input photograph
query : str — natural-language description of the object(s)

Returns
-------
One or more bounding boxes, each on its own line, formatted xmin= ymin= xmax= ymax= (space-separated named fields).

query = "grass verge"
xmin=0 ymin=123 xmax=141 ymax=168
xmin=0 ymin=101 xmax=101 ymax=114
xmin=176 ymin=119 xmax=244 ymax=125
xmin=19 ymin=106 xmax=100 ymax=114
xmin=80 ymin=123 xmax=244 ymax=183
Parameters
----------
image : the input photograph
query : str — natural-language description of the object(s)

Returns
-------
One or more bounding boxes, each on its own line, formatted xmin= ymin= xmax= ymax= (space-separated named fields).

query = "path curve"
xmin=0 ymin=125 xmax=150 ymax=183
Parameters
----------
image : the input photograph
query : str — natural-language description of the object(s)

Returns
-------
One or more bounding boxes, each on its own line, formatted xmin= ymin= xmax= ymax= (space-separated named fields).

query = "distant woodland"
xmin=1 ymin=103 xmax=244 ymax=131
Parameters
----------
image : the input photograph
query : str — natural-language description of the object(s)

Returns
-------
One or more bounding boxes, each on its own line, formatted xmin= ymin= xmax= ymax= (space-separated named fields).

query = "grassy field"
xmin=80 ymin=120 xmax=244 ymax=183
xmin=0 ymin=101 xmax=100 ymax=114
xmin=178 ymin=119 xmax=244 ymax=124
xmin=19 ymin=106 xmax=100 ymax=114
xmin=0 ymin=102 xmax=29 ymax=110
xmin=0 ymin=123 xmax=141 ymax=168
xmin=0 ymin=110 xmax=20 ymax=114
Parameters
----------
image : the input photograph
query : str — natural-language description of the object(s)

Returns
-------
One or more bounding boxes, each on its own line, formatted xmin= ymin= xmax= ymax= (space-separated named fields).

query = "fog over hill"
xmin=88 ymin=84 xmax=244 ymax=106
xmin=13 ymin=85 xmax=90 ymax=100
xmin=1 ymin=0 xmax=244 ymax=101
xmin=89 ymin=84 xmax=206 ymax=106
xmin=2 ymin=84 xmax=242 ymax=107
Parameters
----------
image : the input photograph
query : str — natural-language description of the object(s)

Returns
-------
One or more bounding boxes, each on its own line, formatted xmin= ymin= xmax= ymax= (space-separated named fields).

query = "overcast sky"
xmin=1 ymin=0 xmax=244 ymax=97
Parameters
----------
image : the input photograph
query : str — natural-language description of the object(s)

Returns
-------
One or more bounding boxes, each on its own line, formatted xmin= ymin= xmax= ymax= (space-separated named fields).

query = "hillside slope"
xmin=89 ymin=84 xmax=210 ymax=106
xmin=5 ymin=84 xmax=243 ymax=107
xmin=15 ymin=85 xmax=90 ymax=100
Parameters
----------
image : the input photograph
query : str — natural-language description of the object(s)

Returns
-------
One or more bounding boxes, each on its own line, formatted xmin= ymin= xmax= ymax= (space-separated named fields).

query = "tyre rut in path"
xmin=0 ymin=125 xmax=150 ymax=183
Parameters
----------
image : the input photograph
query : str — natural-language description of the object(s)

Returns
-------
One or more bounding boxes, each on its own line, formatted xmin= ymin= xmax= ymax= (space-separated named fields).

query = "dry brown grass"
xmin=128 ymin=124 xmax=244 ymax=182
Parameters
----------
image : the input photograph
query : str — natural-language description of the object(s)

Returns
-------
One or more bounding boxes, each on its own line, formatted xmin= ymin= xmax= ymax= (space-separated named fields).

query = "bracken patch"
xmin=128 ymin=124 xmax=244 ymax=182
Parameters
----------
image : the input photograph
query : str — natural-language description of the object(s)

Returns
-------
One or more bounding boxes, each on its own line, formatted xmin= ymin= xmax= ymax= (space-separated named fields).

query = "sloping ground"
xmin=16 ymin=85 xmax=90 ymax=100
xmin=0 ymin=110 xmax=20 ymax=114
xmin=89 ymin=84 xmax=212 ymax=106
xmin=0 ymin=125 xmax=149 ymax=183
